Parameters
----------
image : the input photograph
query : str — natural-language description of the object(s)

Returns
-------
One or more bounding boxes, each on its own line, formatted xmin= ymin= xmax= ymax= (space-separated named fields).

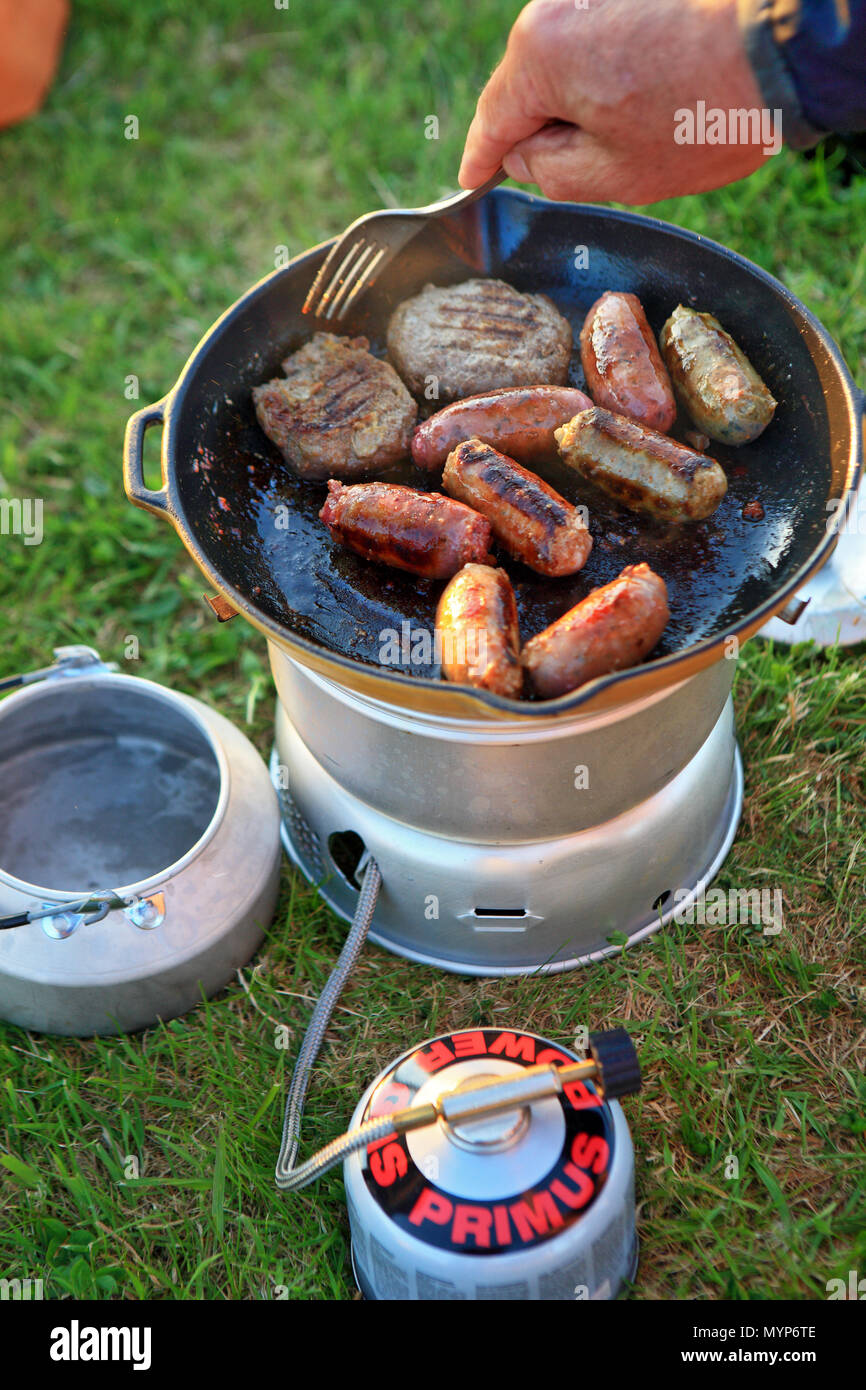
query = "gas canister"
xmin=343 ymin=1027 xmax=638 ymax=1300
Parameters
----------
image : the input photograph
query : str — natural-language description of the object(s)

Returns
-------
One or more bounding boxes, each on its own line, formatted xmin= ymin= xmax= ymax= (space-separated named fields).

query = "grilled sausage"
xmin=659 ymin=305 xmax=776 ymax=445
xmin=555 ymin=407 xmax=727 ymax=522
xmin=580 ymin=291 xmax=676 ymax=432
xmin=521 ymin=564 xmax=670 ymax=698
xmin=319 ymin=480 xmax=492 ymax=579
xmin=411 ymin=386 xmax=594 ymax=471
xmin=442 ymin=438 xmax=592 ymax=577
xmin=436 ymin=564 xmax=523 ymax=698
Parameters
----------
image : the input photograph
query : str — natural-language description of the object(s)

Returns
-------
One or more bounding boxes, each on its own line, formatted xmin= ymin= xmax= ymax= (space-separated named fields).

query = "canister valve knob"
xmin=588 ymin=1028 xmax=642 ymax=1101
xmin=277 ymin=1014 xmax=643 ymax=1191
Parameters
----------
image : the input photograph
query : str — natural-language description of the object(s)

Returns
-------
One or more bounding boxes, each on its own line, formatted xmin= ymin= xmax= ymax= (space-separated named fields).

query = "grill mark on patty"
xmin=434 ymin=303 xmax=542 ymax=323
xmin=434 ymin=305 xmax=545 ymax=334
xmin=430 ymin=325 xmax=528 ymax=345
xmin=293 ymin=367 xmax=383 ymax=432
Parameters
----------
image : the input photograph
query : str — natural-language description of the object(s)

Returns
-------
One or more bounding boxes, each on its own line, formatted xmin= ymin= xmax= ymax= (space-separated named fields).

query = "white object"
xmin=761 ymin=491 xmax=866 ymax=646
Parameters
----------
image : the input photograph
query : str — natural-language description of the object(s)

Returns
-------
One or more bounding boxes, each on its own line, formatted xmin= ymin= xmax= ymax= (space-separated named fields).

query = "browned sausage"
xmin=319 ymin=480 xmax=492 ymax=579
xmin=411 ymin=386 xmax=594 ymax=471
xmin=442 ymin=438 xmax=592 ymax=577
xmin=521 ymin=563 xmax=670 ymax=698
xmin=659 ymin=305 xmax=776 ymax=445
xmin=555 ymin=407 xmax=727 ymax=522
xmin=580 ymin=291 xmax=676 ymax=432
xmin=436 ymin=564 xmax=523 ymax=698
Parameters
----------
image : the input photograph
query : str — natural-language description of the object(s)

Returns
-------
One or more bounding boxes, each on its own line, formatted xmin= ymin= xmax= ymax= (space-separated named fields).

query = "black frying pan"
xmin=124 ymin=188 xmax=863 ymax=720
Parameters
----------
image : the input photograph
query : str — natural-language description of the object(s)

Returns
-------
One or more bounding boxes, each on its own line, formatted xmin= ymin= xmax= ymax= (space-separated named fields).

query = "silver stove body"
xmin=270 ymin=646 xmax=743 ymax=975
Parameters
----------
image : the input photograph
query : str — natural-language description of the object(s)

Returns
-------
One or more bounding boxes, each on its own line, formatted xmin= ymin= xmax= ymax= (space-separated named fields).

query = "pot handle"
xmin=123 ymin=397 xmax=171 ymax=517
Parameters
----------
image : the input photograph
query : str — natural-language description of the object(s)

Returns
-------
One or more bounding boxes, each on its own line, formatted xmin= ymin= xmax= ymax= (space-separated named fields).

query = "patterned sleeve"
xmin=738 ymin=0 xmax=866 ymax=148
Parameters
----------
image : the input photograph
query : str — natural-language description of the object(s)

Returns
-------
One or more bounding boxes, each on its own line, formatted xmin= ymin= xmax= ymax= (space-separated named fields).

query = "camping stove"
xmin=270 ymin=647 xmax=743 ymax=975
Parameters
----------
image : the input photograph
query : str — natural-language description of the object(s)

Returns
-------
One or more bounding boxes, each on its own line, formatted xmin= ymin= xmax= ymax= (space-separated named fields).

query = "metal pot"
xmin=0 ymin=651 xmax=281 ymax=1035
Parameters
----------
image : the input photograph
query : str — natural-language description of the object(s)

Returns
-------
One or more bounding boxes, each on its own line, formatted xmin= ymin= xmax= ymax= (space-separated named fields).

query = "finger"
xmin=509 ymin=120 xmax=773 ymax=204
xmin=503 ymin=123 xmax=637 ymax=204
xmin=458 ymin=51 xmax=550 ymax=190
xmin=502 ymin=120 xmax=580 ymax=184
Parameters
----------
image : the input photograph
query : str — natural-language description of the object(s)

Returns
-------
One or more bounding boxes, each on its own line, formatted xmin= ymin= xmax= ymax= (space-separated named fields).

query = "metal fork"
xmin=302 ymin=169 xmax=507 ymax=322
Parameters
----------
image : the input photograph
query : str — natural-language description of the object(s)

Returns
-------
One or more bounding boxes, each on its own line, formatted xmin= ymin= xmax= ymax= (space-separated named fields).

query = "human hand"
xmin=458 ymin=0 xmax=776 ymax=203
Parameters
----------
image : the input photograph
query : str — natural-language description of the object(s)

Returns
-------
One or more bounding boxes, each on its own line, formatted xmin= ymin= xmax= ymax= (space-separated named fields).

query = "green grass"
xmin=0 ymin=1 xmax=864 ymax=1300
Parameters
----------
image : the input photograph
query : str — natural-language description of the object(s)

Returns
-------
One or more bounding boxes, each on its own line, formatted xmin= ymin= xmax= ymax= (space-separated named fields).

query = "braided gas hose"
xmin=275 ymin=856 xmax=385 ymax=1191
xmin=276 ymin=1112 xmax=398 ymax=1191
xmin=274 ymin=857 xmax=642 ymax=1192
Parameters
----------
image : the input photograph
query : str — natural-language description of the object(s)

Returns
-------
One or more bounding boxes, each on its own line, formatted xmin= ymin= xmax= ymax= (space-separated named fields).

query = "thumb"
xmin=458 ymin=53 xmax=550 ymax=189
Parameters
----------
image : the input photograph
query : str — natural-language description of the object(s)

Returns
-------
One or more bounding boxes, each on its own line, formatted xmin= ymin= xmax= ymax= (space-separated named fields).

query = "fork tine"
xmin=304 ymin=237 xmax=365 ymax=318
xmin=303 ymin=168 xmax=506 ymax=318
xmin=314 ymin=238 xmax=368 ymax=319
xmin=335 ymin=245 xmax=390 ymax=322
xmin=302 ymin=235 xmax=351 ymax=316
xmin=323 ymin=242 xmax=378 ymax=322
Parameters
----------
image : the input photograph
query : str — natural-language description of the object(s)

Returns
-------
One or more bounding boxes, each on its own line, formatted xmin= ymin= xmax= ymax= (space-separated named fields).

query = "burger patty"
xmin=252 ymin=333 xmax=417 ymax=481
xmin=386 ymin=278 xmax=573 ymax=400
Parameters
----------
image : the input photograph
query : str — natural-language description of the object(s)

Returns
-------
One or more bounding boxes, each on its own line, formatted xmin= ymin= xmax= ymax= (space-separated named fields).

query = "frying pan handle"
xmin=123 ymin=397 xmax=171 ymax=517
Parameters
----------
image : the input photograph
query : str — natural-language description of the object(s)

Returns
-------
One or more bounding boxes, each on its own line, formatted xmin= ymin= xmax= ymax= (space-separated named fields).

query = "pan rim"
xmin=156 ymin=188 xmax=864 ymax=719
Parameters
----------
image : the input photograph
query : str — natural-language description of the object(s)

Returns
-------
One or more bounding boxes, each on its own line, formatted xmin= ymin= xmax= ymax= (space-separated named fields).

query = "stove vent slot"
xmin=328 ymin=831 xmax=368 ymax=890
xmin=469 ymin=906 xmax=530 ymax=934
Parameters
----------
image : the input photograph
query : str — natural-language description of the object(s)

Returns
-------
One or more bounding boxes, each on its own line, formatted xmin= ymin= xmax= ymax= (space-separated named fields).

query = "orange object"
xmin=0 ymin=0 xmax=69 ymax=129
